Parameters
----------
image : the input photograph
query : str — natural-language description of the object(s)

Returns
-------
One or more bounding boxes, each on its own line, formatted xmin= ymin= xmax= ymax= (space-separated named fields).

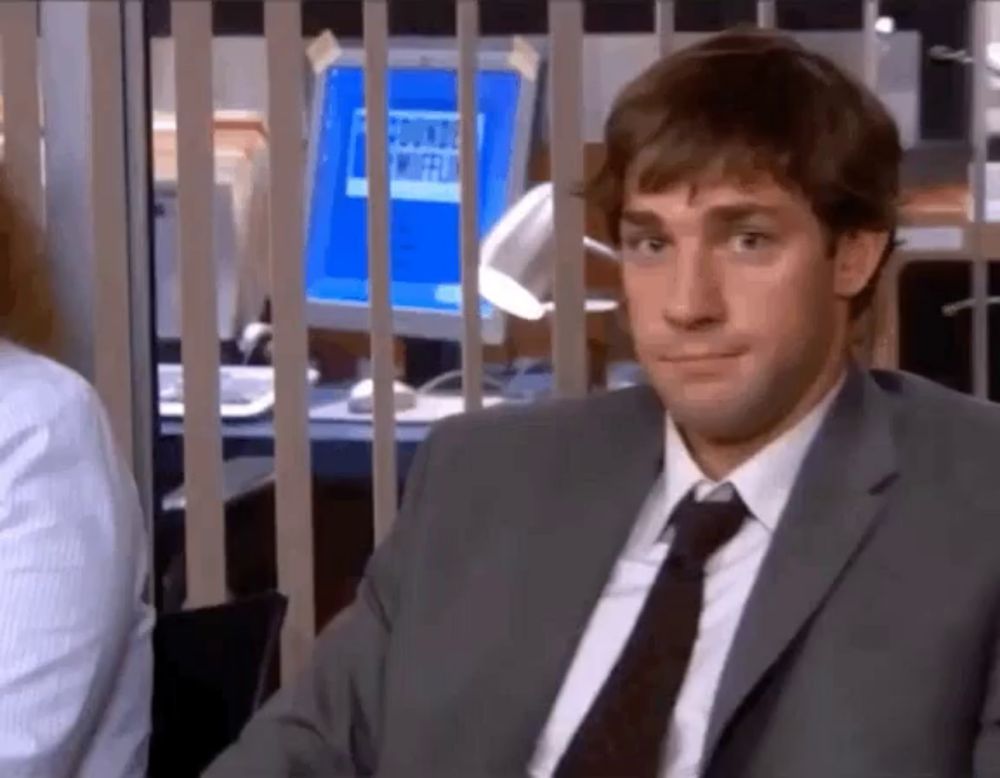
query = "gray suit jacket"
xmin=206 ymin=366 xmax=1000 ymax=777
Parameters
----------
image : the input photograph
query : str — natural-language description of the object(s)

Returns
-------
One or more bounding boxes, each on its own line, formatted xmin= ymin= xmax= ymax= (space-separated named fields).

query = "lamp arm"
xmin=583 ymin=235 xmax=619 ymax=261
xmin=941 ymin=296 xmax=1000 ymax=317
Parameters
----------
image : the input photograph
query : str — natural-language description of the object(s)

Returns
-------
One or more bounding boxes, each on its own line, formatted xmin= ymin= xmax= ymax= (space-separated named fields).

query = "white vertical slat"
xmin=757 ymin=0 xmax=776 ymax=29
xmin=656 ymin=0 xmax=675 ymax=58
xmin=548 ymin=0 xmax=587 ymax=397
xmin=862 ymin=0 xmax=879 ymax=89
xmin=457 ymin=0 xmax=483 ymax=411
xmin=122 ymin=2 xmax=153 ymax=495
xmin=363 ymin=0 xmax=398 ymax=543
xmin=87 ymin=2 xmax=134 ymax=463
xmin=970 ymin=0 xmax=990 ymax=399
xmin=39 ymin=2 xmax=94 ymax=378
xmin=265 ymin=0 xmax=315 ymax=679
xmin=861 ymin=0 xmax=887 ymax=371
xmin=0 ymin=1 xmax=45 ymax=347
xmin=122 ymin=0 xmax=157 ymax=598
xmin=172 ymin=0 xmax=226 ymax=606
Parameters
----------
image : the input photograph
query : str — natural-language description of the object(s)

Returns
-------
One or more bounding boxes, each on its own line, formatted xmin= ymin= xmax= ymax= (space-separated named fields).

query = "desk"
xmin=153 ymin=369 xmax=576 ymax=619
xmin=156 ymin=368 xmax=576 ymax=482
xmin=155 ymin=383 xmax=436 ymax=617
xmin=161 ymin=387 xmax=428 ymax=482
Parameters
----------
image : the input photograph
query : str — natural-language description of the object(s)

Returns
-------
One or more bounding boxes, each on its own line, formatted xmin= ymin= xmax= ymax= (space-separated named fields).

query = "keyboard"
xmin=158 ymin=364 xmax=318 ymax=420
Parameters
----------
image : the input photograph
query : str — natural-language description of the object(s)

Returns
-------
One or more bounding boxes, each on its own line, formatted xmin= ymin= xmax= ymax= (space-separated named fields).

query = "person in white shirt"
xmin=0 ymin=339 xmax=152 ymax=777
xmin=208 ymin=26 xmax=1000 ymax=778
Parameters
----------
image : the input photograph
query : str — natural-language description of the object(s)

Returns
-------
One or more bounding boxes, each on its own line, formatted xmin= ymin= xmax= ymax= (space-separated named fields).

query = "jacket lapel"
xmin=702 ymin=366 xmax=899 ymax=766
xmin=501 ymin=385 xmax=666 ymax=769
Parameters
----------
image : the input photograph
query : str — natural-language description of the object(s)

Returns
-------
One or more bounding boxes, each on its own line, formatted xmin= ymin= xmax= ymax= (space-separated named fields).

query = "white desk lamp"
xmin=478 ymin=182 xmax=619 ymax=321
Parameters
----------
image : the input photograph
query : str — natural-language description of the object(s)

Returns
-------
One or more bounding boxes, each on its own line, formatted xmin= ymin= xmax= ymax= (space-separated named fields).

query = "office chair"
xmin=149 ymin=591 xmax=288 ymax=777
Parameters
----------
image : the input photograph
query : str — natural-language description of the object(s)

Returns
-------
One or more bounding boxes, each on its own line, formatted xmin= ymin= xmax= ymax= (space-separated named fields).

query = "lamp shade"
xmin=479 ymin=182 xmax=617 ymax=320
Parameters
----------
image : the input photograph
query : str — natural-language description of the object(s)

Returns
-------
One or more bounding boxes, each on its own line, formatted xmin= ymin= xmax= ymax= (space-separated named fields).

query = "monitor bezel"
xmin=303 ymin=41 xmax=540 ymax=345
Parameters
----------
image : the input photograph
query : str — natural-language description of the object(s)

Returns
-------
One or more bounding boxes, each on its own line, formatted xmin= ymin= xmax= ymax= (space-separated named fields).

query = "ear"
xmin=833 ymin=230 xmax=889 ymax=301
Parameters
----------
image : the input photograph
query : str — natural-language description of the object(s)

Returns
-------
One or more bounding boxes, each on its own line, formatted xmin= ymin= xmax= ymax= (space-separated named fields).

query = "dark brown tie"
xmin=553 ymin=485 xmax=748 ymax=778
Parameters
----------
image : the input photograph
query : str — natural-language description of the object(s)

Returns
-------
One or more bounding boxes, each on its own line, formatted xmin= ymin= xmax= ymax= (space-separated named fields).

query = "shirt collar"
xmin=662 ymin=371 xmax=846 ymax=534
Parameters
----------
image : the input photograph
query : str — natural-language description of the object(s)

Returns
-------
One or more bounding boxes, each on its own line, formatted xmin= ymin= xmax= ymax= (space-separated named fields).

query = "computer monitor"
xmin=153 ymin=179 xmax=240 ymax=342
xmin=303 ymin=43 xmax=540 ymax=345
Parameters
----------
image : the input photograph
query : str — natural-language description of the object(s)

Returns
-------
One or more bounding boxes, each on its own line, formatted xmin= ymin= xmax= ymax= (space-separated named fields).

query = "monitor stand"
xmin=402 ymin=338 xmax=460 ymax=387
xmin=353 ymin=338 xmax=460 ymax=414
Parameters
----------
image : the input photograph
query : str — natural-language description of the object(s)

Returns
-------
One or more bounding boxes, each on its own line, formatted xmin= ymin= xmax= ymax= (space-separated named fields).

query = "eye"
xmin=623 ymin=235 xmax=669 ymax=260
xmin=729 ymin=230 xmax=773 ymax=253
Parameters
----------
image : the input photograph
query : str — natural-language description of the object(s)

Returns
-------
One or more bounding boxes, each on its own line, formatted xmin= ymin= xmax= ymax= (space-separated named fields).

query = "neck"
xmin=682 ymin=345 xmax=850 ymax=480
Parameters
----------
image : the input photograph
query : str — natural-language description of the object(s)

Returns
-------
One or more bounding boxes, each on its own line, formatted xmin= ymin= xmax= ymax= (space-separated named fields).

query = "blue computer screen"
xmin=305 ymin=64 xmax=522 ymax=315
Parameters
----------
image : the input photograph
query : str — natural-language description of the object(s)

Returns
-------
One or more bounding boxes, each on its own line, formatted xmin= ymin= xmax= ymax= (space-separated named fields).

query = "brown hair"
xmin=0 ymin=169 xmax=58 ymax=354
xmin=586 ymin=26 xmax=901 ymax=316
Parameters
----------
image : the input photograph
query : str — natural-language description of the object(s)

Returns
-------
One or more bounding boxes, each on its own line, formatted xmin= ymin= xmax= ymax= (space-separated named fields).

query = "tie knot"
xmin=667 ymin=485 xmax=747 ymax=571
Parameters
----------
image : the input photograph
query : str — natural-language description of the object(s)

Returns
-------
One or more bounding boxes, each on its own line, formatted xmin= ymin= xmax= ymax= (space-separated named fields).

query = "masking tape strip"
xmin=509 ymin=35 xmax=541 ymax=81
xmin=307 ymin=29 xmax=342 ymax=74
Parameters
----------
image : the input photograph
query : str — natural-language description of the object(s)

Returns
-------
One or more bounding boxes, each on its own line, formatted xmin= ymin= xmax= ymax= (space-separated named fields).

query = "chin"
xmin=650 ymin=375 xmax=775 ymax=442
xmin=670 ymin=405 xmax=770 ymax=444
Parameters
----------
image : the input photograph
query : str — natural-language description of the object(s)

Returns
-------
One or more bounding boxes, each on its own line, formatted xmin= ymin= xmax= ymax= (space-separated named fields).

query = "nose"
xmin=660 ymin=242 xmax=725 ymax=329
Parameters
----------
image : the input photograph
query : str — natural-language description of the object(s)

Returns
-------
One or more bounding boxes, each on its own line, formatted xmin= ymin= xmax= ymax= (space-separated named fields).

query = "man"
xmin=207 ymin=28 xmax=1000 ymax=778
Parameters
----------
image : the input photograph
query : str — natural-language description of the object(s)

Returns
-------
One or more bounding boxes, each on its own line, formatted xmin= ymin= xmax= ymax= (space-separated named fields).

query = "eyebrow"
xmin=619 ymin=202 xmax=786 ymax=230
xmin=619 ymin=209 xmax=665 ymax=230
xmin=707 ymin=203 xmax=785 ymax=223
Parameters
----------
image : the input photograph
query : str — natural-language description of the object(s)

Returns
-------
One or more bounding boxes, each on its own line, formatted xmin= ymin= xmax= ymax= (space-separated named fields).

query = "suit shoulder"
xmin=427 ymin=385 xmax=658 ymax=448
xmin=872 ymin=369 xmax=1000 ymax=432
xmin=871 ymin=369 xmax=1000 ymax=492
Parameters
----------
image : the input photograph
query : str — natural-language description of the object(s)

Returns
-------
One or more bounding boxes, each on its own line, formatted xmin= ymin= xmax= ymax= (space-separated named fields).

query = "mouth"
xmin=652 ymin=351 xmax=747 ymax=380
xmin=657 ymin=351 xmax=745 ymax=364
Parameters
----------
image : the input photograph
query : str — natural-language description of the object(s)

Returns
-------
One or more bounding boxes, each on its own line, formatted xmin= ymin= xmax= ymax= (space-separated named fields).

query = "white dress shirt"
xmin=529 ymin=376 xmax=844 ymax=778
xmin=0 ymin=343 xmax=153 ymax=778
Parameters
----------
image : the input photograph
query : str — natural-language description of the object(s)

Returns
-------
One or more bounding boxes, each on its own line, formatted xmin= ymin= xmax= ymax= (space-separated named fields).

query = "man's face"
xmin=620 ymin=175 xmax=868 ymax=443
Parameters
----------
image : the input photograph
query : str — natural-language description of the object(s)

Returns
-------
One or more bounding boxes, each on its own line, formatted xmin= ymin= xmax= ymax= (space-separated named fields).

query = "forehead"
xmin=622 ymin=174 xmax=810 ymax=222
